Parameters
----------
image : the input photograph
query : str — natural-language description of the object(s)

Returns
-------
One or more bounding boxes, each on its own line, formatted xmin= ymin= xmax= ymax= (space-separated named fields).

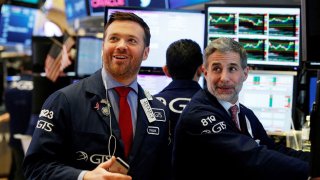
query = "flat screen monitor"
xmin=105 ymin=7 xmax=205 ymax=73
xmin=6 ymin=0 xmax=41 ymax=8
xmin=64 ymin=0 xmax=88 ymax=25
xmin=301 ymin=0 xmax=320 ymax=69
xmin=137 ymin=74 xmax=172 ymax=95
xmin=239 ymin=70 xmax=297 ymax=133
xmin=127 ymin=0 xmax=168 ymax=8
xmin=169 ymin=0 xmax=210 ymax=9
xmin=309 ymin=76 xmax=317 ymax=112
xmin=138 ymin=73 xmax=204 ymax=95
xmin=75 ymin=36 xmax=103 ymax=77
xmin=205 ymin=5 xmax=301 ymax=69
xmin=0 ymin=4 xmax=37 ymax=54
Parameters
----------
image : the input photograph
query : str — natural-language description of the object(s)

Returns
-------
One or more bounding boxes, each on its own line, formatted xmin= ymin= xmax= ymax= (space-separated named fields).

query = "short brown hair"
xmin=105 ymin=11 xmax=151 ymax=47
xmin=204 ymin=37 xmax=247 ymax=69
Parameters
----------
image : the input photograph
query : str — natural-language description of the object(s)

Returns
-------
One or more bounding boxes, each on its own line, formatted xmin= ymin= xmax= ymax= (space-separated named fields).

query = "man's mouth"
xmin=113 ymin=55 xmax=127 ymax=59
xmin=217 ymin=86 xmax=233 ymax=93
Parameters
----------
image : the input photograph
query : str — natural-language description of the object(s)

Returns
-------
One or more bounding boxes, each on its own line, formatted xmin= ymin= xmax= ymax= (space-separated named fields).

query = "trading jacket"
xmin=154 ymin=79 xmax=201 ymax=136
xmin=23 ymin=70 xmax=171 ymax=180
xmin=5 ymin=74 xmax=33 ymax=149
xmin=173 ymin=89 xmax=310 ymax=180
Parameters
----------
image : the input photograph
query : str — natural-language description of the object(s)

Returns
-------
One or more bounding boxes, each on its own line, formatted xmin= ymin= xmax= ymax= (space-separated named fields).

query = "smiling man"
xmin=23 ymin=12 xmax=171 ymax=180
xmin=172 ymin=37 xmax=312 ymax=180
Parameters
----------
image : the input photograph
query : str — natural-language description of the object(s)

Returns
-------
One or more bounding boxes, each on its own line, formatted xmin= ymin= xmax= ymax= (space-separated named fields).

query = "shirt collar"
xmin=101 ymin=69 xmax=138 ymax=94
xmin=218 ymin=99 xmax=240 ymax=116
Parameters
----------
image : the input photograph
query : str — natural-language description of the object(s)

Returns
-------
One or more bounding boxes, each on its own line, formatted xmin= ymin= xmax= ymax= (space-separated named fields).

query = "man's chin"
xmin=216 ymin=94 xmax=233 ymax=102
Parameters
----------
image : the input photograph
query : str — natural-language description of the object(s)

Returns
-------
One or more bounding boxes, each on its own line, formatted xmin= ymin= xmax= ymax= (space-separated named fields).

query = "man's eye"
xmin=212 ymin=67 xmax=221 ymax=72
xmin=229 ymin=67 xmax=237 ymax=72
xmin=128 ymin=39 xmax=137 ymax=44
xmin=109 ymin=37 xmax=118 ymax=41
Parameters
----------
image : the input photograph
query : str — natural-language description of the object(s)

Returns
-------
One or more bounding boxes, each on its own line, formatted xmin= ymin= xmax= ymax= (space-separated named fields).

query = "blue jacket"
xmin=23 ymin=70 xmax=171 ymax=180
xmin=5 ymin=74 xmax=33 ymax=149
xmin=154 ymin=80 xmax=201 ymax=136
xmin=173 ymin=89 xmax=310 ymax=180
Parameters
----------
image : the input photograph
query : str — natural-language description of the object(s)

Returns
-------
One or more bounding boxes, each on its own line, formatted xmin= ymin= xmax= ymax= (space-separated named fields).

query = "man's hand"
xmin=309 ymin=177 xmax=320 ymax=180
xmin=83 ymin=156 xmax=132 ymax=180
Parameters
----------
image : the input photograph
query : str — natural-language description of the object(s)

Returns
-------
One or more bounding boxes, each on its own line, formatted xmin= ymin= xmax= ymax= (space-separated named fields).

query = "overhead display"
xmin=205 ymin=5 xmax=301 ymax=68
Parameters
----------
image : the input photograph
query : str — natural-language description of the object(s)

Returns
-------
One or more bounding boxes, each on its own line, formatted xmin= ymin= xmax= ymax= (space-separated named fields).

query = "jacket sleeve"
xmin=179 ymin=106 xmax=309 ymax=180
xmin=23 ymin=91 xmax=82 ymax=180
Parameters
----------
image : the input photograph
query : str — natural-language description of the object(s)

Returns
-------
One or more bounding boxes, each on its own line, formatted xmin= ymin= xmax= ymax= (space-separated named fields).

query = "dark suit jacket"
xmin=173 ymin=89 xmax=310 ymax=180
xmin=23 ymin=70 xmax=171 ymax=180
xmin=154 ymin=79 xmax=201 ymax=137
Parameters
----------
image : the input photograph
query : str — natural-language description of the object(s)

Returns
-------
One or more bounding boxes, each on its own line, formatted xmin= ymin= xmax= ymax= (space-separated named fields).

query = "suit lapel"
xmin=90 ymin=95 xmax=121 ymax=139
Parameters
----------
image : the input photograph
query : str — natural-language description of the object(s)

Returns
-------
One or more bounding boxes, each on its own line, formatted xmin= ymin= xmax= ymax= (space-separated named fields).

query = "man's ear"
xmin=162 ymin=65 xmax=171 ymax=77
xmin=243 ymin=66 xmax=249 ymax=81
xmin=196 ymin=66 xmax=203 ymax=77
xmin=142 ymin=47 xmax=150 ymax=61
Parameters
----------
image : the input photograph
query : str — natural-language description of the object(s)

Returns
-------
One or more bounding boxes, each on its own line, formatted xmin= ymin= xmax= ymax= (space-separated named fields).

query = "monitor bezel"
xmin=75 ymin=35 xmax=103 ymax=78
xmin=6 ymin=0 xmax=41 ymax=9
xmin=239 ymin=69 xmax=298 ymax=132
xmin=104 ymin=6 xmax=205 ymax=74
xmin=0 ymin=4 xmax=38 ymax=55
xmin=204 ymin=4 xmax=301 ymax=71
xmin=64 ymin=0 xmax=89 ymax=26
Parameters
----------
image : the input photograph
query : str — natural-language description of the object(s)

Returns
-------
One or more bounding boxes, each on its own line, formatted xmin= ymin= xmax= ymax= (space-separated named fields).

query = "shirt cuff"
xmin=77 ymin=170 xmax=88 ymax=180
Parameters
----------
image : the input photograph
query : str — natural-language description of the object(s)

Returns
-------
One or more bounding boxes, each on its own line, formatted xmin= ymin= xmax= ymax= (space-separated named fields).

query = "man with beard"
xmin=23 ymin=12 xmax=171 ymax=180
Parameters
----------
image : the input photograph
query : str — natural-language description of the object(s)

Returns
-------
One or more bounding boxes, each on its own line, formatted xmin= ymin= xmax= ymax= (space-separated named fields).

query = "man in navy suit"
xmin=172 ymin=37 xmax=313 ymax=180
xmin=155 ymin=39 xmax=203 ymax=137
xmin=23 ymin=12 xmax=171 ymax=180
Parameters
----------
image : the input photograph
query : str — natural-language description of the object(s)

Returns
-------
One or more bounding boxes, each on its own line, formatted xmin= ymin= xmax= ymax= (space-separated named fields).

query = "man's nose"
xmin=116 ymin=39 xmax=128 ymax=50
xmin=220 ymin=70 xmax=230 ymax=82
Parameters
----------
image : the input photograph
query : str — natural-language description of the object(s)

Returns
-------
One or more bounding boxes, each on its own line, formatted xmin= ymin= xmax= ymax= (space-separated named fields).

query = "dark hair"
xmin=105 ymin=11 xmax=151 ymax=47
xmin=204 ymin=37 xmax=247 ymax=69
xmin=166 ymin=39 xmax=203 ymax=80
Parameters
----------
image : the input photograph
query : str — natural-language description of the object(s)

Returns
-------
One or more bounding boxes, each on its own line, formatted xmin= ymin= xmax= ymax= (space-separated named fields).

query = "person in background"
xmin=23 ymin=12 xmax=171 ymax=180
xmin=5 ymin=57 xmax=33 ymax=180
xmin=172 ymin=37 xmax=313 ymax=180
xmin=154 ymin=39 xmax=203 ymax=137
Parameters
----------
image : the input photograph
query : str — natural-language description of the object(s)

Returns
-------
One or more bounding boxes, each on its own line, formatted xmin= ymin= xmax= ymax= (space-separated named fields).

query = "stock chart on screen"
xmin=205 ymin=5 xmax=300 ymax=68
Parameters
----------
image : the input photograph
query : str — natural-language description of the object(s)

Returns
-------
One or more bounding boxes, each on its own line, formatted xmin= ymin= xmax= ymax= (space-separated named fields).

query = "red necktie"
xmin=229 ymin=105 xmax=241 ymax=130
xmin=114 ymin=87 xmax=133 ymax=158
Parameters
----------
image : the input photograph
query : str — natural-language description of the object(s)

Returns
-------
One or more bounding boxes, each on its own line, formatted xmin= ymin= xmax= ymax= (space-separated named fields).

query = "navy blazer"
xmin=173 ymin=89 xmax=310 ymax=180
xmin=23 ymin=70 xmax=171 ymax=180
xmin=154 ymin=80 xmax=201 ymax=136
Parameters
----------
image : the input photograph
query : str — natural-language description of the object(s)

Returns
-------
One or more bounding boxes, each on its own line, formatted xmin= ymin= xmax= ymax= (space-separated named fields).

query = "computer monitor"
xmin=64 ymin=0 xmax=88 ymax=26
xmin=301 ymin=0 xmax=320 ymax=69
xmin=127 ymin=0 xmax=168 ymax=8
xmin=105 ymin=7 xmax=205 ymax=73
xmin=0 ymin=4 xmax=37 ymax=54
xmin=239 ymin=70 xmax=297 ymax=133
xmin=75 ymin=36 xmax=103 ymax=78
xmin=137 ymin=74 xmax=204 ymax=95
xmin=137 ymin=74 xmax=172 ymax=95
xmin=309 ymin=76 xmax=317 ymax=112
xmin=169 ymin=0 xmax=210 ymax=9
xmin=205 ymin=4 xmax=301 ymax=69
xmin=6 ymin=0 xmax=42 ymax=8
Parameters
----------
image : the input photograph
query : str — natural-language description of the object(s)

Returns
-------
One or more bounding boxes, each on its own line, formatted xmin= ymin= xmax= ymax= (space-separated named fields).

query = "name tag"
xmin=140 ymin=98 xmax=156 ymax=123
xmin=152 ymin=108 xmax=166 ymax=122
xmin=147 ymin=126 xmax=159 ymax=135
xmin=144 ymin=90 xmax=153 ymax=100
